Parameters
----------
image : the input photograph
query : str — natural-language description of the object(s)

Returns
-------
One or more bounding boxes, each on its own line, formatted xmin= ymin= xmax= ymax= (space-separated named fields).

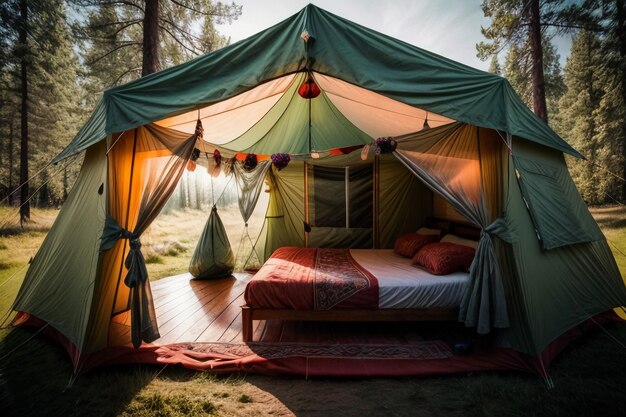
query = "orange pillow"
xmin=394 ymin=233 xmax=439 ymax=258
xmin=412 ymin=242 xmax=476 ymax=275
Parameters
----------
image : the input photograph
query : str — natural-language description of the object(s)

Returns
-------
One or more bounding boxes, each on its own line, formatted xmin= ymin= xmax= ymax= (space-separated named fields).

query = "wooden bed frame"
xmin=241 ymin=306 xmax=459 ymax=342
xmin=241 ymin=218 xmax=479 ymax=342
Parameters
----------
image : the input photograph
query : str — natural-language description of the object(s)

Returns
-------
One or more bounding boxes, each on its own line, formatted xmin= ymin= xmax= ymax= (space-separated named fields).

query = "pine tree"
xmin=0 ymin=1 xmax=86 ymax=211
xmin=503 ymin=35 xmax=565 ymax=120
xmin=478 ymin=0 xmax=590 ymax=122
xmin=488 ymin=55 xmax=502 ymax=75
xmin=554 ymin=31 xmax=605 ymax=203
xmin=71 ymin=0 xmax=242 ymax=91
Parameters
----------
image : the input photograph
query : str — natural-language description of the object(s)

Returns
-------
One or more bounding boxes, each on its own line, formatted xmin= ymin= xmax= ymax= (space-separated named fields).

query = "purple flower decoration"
xmin=271 ymin=153 xmax=291 ymax=170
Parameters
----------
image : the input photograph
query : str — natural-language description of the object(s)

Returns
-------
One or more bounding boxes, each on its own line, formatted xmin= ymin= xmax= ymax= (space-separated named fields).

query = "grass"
xmin=140 ymin=203 xmax=266 ymax=280
xmin=589 ymin=206 xmax=626 ymax=275
xmin=0 ymin=205 xmax=625 ymax=416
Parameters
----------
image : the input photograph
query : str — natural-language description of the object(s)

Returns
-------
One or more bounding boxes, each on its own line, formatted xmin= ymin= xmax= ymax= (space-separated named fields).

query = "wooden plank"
xmin=217 ymin=310 xmax=243 ymax=343
xmin=156 ymin=280 xmax=233 ymax=328
xmin=252 ymin=319 xmax=267 ymax=341
xmin=257 ymin=319 xmax=285 ymax=342
xmin=151 ymin=273 xmax=195 ymax=293
xmin=241 ymin=306 xmax=252 ymax=342
xmin=157 ymin=280 xmax=247 ymax=344
xmin=156 ymin=278 xmax=235 ymax=323
xmin=155 ymin=281 xmax=239 ymax=341
xmin=155 ymin=283 xmax=239 ymax=344
xmin=196 ymin=295 xmax=245 ymax=342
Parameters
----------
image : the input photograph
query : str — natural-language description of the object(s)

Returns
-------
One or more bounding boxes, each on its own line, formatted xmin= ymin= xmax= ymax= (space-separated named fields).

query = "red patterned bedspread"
xmin=244 ymin=247 xmax=379 ymax=310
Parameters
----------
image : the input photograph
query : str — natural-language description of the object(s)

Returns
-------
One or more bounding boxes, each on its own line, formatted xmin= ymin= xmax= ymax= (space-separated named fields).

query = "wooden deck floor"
xmin=140 ymin=272 xmax=458 ymax=347
xmin=149 ymin=272 xmax=266 ymax=345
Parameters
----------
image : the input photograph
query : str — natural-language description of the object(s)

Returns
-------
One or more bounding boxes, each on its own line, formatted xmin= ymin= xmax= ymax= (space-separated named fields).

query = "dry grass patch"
xmin=142 ymin=204 xmax=266 ymax=280
xmin=590 ymin=206 xmax=626 ymax=276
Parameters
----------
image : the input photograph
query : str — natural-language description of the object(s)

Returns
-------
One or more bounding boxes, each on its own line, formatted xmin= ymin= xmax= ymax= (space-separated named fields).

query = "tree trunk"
xmin=39 ymin=180 xmax=49 ymax=206
xmin=527 ymin=0 xmax=548 ymax=123
xmin=616 ymin=0 xmax=626 ymax=200
xmin=142 ymin=0 xmax=160 ymax=76
xmin=63 ymin=166 xmax=68 ymax=201
xmin=19 ymin=0 xmax=30 ymax=224
xmin=8 ymin=108 xmax=15 ymax=205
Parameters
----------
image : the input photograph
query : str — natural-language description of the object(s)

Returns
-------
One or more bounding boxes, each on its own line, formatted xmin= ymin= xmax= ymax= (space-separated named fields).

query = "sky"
xmin=216 ymin=0 xmax=573 ymax=71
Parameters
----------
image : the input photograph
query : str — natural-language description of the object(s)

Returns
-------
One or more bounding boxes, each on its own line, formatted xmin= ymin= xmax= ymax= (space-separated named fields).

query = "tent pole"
xmin=307 ymin=92 xmax=312 ymax=154
xmin=345 ymin=167 xmax=350 ymax=228
xmin=111 ymin=128 xmax=138 ymax=316
xmin=373 ymin=155 xmax=380 ymax=248
xmin=304 ymin=161 xmax=309 ymax=248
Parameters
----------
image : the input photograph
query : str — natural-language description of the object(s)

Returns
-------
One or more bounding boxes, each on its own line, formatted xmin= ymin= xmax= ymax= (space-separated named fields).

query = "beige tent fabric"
xmin=153 ymin=72 xmax=454 ymax=151
xmin=314 ymin=73 xmax=454 ymax=137
xmin=155 ymin=74 xmax=295 ymax=143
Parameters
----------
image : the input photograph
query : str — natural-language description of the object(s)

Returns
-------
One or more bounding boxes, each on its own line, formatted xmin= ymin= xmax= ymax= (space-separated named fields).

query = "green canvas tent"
xmin=10 ymin=4 xmax=626 ymax=376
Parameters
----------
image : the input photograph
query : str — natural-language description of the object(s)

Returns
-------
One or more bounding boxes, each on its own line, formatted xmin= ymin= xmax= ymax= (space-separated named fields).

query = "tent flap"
xmin=513 ymin=155 xmax=604 ymax=250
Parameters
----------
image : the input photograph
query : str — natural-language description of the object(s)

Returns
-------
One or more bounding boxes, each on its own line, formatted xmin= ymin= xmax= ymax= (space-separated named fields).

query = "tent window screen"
xmin=513 ymin=156 xmax=604 ymax=250
xmin=312 ymin=165 xmax=373 ymax=228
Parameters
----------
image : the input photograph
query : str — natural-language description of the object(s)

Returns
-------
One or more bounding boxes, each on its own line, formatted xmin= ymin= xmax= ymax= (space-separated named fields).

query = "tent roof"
xmin=53 ymin=4 xmax=581 ymax=163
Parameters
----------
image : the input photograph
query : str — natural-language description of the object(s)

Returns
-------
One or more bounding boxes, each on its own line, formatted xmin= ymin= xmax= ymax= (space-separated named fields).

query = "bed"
xmin=241 ymin=220 xmax=479 ymax=342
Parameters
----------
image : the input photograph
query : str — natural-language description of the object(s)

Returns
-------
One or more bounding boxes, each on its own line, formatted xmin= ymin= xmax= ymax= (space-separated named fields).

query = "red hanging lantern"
xmin=298 ymin=75 xmax=321 ymax=99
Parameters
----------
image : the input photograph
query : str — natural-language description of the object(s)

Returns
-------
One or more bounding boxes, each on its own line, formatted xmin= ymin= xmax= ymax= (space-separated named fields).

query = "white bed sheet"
xmin=349 ymin=249 xmax=469 ymax=309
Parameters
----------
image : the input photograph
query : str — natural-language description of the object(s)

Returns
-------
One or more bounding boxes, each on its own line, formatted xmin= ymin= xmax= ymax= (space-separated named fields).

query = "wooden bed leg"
xmin=241 ymin=305 xmax=253 ymax=343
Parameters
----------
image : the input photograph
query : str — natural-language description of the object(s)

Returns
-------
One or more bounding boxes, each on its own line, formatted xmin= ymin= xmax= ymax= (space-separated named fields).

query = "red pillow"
xmin=412 ymin=242 xmax=476 ymax=275
xmin=394 ymin=233 xmax=439 ymax=258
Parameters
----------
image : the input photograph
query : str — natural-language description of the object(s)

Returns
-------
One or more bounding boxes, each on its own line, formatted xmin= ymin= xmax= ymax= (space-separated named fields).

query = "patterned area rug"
xmin=164 ymin=340 xmax=453 ymax=361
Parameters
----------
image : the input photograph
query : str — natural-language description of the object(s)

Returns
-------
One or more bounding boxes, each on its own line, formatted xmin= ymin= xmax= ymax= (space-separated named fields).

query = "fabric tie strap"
xmin=483 ymin=217 xmax=515 ymax=244
xmin=124 ymin=237 xmax=148 ymax=289
xmin=100 ymin=216 xmax=138 ymax=251
xmin=99 ymin=216 xmax=147 ymax=288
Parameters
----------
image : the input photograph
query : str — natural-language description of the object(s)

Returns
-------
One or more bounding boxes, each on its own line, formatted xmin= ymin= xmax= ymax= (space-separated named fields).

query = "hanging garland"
xmin=223 ymin=156 xmax=237 ymax=177
xmin=361 ymin=137 xmax=398 ymax=160
xmin=195 ymin=118 xmax=204 ymax=139
xmin=213 ymin=149 xmax=222 ymax=167
xmin=207 ymin=149 xmax=222 ymax=177
xmin=375 ymin=137 xmax=397 ymax=154
xmin=271 ymin=153 xmax=291 ymax=170
xmin=243 ymin=153 xmax=258 ymax=172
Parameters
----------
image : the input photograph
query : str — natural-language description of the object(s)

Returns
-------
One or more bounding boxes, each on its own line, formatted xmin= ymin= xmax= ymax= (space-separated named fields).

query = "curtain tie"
xmin=482 ymin=217 xmax=515 ymax=244
xmin=99 ymin=216 xmax=147 ymax=288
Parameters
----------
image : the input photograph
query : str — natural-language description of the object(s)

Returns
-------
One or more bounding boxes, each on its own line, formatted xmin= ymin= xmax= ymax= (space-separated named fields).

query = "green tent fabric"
xmin=501 ymin=138 xmax=626 ymax=356
xmin=189 ymin=206 xmax=235 ymax=280
xmin=53 ymin=4 xmax=580 ymax=163
xmin=11 ymin=141 xmax=107 ymax=352
xmin=512 ymin=155 xmax=604 ymax=250
xmin=221 ymin=72 xmax=372 ymax=154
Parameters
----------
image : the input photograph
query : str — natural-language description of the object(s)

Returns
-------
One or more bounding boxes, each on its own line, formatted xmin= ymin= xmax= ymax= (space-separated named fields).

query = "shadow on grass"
xmin=0 ymin=328 xmax=157 ymax=417
xmin=594 ymin=216 xmax=626 ymax=231
xmin=248 ymin=322 xmax=626 ymax=417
